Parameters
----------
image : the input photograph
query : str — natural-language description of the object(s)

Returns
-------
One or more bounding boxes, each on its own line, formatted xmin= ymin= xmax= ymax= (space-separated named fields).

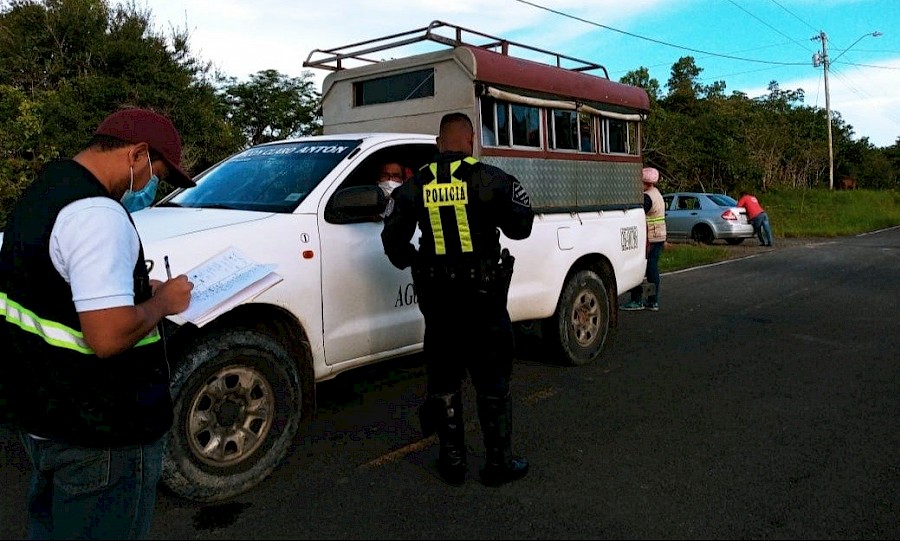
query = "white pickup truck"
xmin=134 ymin=128 xmax=647 ymax=501
xmin=5 ymin=22 xmax=651 ymax=502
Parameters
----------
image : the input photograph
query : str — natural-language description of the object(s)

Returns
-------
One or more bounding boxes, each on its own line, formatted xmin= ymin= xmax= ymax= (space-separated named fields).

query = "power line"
xmin=511 ymin=0 xmax=808 ymax=66
xmin=511 ymin=0 xmax=896 ymax=147
xmin=702 ymin=64 xmax=791 ymax=85
xmin=834 ymin=61 xmax=900 ymax=70
xmin=767 ymin=0 xmax=820 ymax=33
xmin=728 ymin=0 xmax=814 ymax=53
xmin=512 ymin=1 xmax=898 ymax=87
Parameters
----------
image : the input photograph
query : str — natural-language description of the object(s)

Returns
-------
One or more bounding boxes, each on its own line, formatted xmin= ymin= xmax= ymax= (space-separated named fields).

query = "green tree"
xmin=620 ymin=66 xmax=661 ymax=105
xmin=220 ymin=69 xmax=322 ymax=147
xmin=621 ymin=67 xmax=667 ymax=177
xmin=883 ymin=137 xmax=900 ymax=188
xmin=0 ymin=0 xmax=244 ymax=222
xmin=641 ymin=55 xmax=900 ymax=193
xmin=663 ymin=56 xmax=703 ymax=113
xmin=0 ymin=85 xmax=58 ymax=220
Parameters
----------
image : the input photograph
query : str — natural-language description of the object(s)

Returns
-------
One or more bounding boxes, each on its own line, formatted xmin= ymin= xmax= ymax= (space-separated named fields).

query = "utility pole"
xmin=812 ymin=30 xmax=882 ymax=191
xmin=812 ymin=31 xmax=834 ymax=190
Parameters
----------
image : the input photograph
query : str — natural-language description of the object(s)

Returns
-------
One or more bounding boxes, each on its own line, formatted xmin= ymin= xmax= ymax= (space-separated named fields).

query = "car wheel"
xmin=691 ymin=224 xmax=715 ymax=245
xmin=161 ymin=327 xmax=304 ymax=502
xmin=725 ymin=238 xmax=745 ymax=245
xmin=541 ymin=269 xmax=610 ymax=366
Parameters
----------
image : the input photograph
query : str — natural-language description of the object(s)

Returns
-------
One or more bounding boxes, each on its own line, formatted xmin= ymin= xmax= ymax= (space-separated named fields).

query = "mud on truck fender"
xmin=160 ymin=311 xmax=313 ymax=503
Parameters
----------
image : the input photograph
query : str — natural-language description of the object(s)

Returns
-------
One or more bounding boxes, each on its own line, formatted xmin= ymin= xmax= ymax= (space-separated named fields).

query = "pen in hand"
xmin=164 ymin=255 xmax=172 ymax=280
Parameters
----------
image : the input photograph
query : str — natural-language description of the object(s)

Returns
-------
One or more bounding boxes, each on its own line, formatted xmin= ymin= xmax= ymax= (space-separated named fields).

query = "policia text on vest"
xmin=424 ymin=180 xmax=468 ymax=205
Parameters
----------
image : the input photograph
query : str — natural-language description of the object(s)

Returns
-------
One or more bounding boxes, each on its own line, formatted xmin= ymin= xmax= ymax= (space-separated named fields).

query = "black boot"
xmin=433 ymin=392 xmax=466 ymax=486
xmin=477 ymin=394 xmax=529 ymax=487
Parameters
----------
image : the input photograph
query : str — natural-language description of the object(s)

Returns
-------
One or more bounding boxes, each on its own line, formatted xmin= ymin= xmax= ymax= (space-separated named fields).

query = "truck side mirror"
xmin=325 ymin=185 xmax=386 ymax=224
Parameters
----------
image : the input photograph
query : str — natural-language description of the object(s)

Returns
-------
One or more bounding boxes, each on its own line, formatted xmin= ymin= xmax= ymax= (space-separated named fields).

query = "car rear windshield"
xmin=708 ymin=194 xmax=738 ymax=207
xmin=165 ymin=140 xmax=362 ymax=212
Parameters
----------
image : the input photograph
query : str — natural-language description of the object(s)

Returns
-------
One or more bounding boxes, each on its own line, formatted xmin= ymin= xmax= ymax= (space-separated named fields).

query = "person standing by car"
xmin=381 ymin=112 xmax=534 ymax=487
xmin=621 ymin=167 xmax=667 ymax=311
xmin=737 ymin=191 xmax=774 ymax=247
xmin=0 ymin=107 xmax=195 ymax=539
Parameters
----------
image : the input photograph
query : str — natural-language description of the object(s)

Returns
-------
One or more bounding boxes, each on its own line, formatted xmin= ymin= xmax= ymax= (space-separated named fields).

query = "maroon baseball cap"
xmin=95 ymin=108 xmax=195 ymax=188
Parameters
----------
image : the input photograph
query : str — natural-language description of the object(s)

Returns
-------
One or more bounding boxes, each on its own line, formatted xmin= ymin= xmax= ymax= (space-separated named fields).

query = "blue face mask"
xmin=122 ymin=156 xmax=160 ymax=213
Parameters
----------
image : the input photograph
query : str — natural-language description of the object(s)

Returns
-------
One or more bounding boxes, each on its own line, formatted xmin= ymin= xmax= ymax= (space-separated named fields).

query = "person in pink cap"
xmin=621 ymin=166 xmax=667 ymax=311
xmin=0 ymin=107 xmax=195 ymax=539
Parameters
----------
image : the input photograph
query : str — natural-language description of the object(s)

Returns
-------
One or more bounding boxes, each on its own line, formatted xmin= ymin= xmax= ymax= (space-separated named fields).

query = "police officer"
xmin=381 ymin=112 xmax=534 ymax=486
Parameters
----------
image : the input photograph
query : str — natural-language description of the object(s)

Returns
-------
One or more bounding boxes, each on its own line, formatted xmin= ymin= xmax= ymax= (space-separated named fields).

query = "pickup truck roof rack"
xmin=302 ymin=20 xmax=609 ymax=78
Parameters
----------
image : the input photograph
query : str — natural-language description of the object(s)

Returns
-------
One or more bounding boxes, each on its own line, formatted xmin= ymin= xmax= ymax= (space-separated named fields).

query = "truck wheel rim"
xmin=186 ymin=364 xmax=275 ymax=467
xmin=570 ymin=288 xmax=600 ymax=347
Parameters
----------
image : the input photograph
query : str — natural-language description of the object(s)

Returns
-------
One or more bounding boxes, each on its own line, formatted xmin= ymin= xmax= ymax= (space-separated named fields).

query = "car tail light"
xmin=721 ymin=209 xmax=738 ymax=221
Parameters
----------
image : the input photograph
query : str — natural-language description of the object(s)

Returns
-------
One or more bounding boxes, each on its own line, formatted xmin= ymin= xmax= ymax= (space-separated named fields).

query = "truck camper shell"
xmin=304 ymin=21 xmax=651 ymax=213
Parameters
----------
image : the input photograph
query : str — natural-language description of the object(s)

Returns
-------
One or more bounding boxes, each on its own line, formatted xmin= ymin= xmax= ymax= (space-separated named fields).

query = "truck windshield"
xmin=166 ymin=140 xmax=362 ymax=212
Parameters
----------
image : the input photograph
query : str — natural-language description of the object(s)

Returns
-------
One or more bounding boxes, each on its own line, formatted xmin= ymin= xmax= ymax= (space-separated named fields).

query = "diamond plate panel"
xmin=482 ymin=157 xmax=642 ymax=211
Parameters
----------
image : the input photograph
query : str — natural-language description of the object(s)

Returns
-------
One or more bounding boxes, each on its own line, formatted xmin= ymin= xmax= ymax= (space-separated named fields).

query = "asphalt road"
xmin=1 ymin=228 xmax=898 ymax=539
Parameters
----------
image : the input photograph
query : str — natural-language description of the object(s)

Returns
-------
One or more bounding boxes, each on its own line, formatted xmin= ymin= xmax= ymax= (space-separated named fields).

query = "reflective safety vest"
xmin=646 ymin=187 xmax=667 ymax=243
xmin=420 ymin=156 xmax=478 ymax=256
xmin=1 ymin=293 xmax=160 ymax=354
xmin=0 ymin=159 xmax=171 ymax=446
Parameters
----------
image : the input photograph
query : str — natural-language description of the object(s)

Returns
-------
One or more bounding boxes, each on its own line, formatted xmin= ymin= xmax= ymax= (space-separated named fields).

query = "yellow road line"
xmin=359 ymin=386 xmax=558 ymax=469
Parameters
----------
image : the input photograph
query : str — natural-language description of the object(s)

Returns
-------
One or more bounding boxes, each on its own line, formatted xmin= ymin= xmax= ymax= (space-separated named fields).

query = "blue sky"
xmin=149 ymin=0 xmax=900 ymax=147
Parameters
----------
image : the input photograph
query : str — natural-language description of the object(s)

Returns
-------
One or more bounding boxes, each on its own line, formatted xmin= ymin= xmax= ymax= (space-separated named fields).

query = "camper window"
xmin=497 ymin=103 xmax=510 ymax=146
xmin=480 ymin=99 xmax=497 ymax=146
xmin=481 ymin=97 xmax=541 ymax=149
xmin=602 ymin=118 xmax=639 ymax=156
xmin=353 ymin=68 xmax=435 ymax=106
xmin=511 ymin=104 xmax=541 ymax=148
xmin=605 ymin=118 xmax=628 ymax=153
xmin=579 ymin=112 xmax=596 ymax=152
xmin=626 ymin=122 xmax=639 ymax=155
xmin=551 ymin=109 xmax=578 ymax=151
xmin=552 ymin=110 xmax=596 ymax=153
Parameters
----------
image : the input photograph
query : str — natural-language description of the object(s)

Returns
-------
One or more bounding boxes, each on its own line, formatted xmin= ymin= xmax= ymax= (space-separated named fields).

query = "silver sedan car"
xmin=662 ymin=192 xmax=756 ymax=245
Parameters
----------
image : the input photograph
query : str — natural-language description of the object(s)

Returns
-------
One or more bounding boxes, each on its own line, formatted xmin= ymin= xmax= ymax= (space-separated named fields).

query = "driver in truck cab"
xmin=376 ymin=160 xmax=409 ymax=218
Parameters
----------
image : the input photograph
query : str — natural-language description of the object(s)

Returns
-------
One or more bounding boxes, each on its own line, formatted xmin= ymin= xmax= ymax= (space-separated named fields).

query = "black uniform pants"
xmin=415 ymin=274 xmax=514 ymax=399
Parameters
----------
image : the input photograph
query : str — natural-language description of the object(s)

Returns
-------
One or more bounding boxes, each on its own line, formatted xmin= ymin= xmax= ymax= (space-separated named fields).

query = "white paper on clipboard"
xmin=167 ymin=247 xmax=283 ymax=327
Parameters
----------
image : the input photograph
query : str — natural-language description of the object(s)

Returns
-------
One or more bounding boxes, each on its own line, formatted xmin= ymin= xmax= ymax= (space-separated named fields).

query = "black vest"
xmin=416 ymin=155 xmax=501 ymax=266
xmin=0 ymin=159 xmax=172 ymax=446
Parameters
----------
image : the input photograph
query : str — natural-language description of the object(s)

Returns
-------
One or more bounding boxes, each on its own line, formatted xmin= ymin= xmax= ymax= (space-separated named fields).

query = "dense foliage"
xmin=0 ymin=0 xmax=896 ymax=226
xmin=0 ymin=0 xmax=321 ymax=223
xmin=622 ymin=58 xmax=899 ymax=194
xmin=220 ymin=69 xmax=321 ymax=146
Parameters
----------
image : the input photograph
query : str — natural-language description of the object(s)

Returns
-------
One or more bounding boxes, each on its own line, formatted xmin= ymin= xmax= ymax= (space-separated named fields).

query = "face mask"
xmin=122 ymin=156 xmax=160 ymax=212
xmin=378 ymin=180 xmax=402 ymax=196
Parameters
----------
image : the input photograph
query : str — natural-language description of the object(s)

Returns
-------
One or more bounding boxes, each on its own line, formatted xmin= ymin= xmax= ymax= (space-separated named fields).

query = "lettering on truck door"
xmin=318 ymin=219 xmax=423 ymax=364
xmin=317 ymin=146 xmax=430 ymax=365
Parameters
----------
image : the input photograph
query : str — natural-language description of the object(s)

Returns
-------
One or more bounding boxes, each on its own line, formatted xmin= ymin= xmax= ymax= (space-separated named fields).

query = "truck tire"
xmin=161 ymin=327 xmax=303 ymax=502
xmin=542 ymin=269 xmax=610 ymax=366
